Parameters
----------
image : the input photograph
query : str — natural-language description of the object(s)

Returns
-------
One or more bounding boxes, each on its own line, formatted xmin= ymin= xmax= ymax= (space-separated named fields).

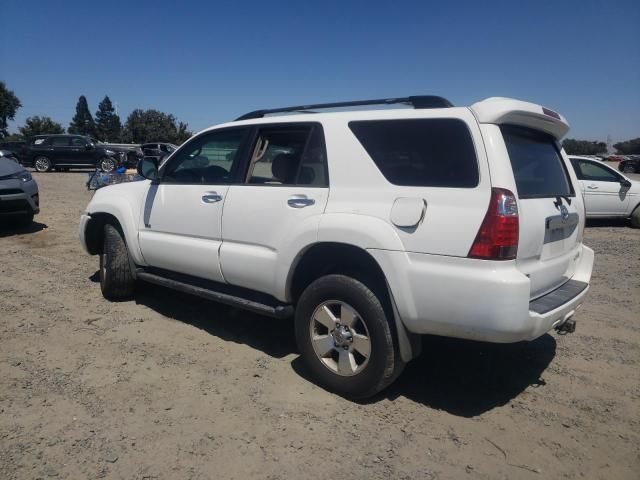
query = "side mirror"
xmin=137 ymin=157 xmax=159 ymax=180
xmin=620 ymin=179 xmax=632 ymax=188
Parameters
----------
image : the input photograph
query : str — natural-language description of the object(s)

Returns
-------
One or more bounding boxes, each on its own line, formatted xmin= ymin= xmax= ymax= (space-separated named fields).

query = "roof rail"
xmin=235 ymin=95 xmax=453 ymax=121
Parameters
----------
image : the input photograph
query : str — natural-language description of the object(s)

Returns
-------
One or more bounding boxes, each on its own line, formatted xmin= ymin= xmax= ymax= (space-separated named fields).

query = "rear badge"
xmin=560 ymin=204 xmax=569 ymax=222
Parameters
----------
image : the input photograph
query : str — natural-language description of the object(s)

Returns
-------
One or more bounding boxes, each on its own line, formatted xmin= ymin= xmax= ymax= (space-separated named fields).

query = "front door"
xmin=572 ymin=159 xmax=630 ymax=215
xmin=220 ymin=124 xmax=329 ymax=298
xmin=138 ymin=127 xmax=250 ymax=282
xmin=69 ymin=136 xmax=94 ymax=165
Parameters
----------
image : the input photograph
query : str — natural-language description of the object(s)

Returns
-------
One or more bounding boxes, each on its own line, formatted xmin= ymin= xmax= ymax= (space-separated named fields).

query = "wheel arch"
xmin=287 ymin=242 xmax=420 ymax=362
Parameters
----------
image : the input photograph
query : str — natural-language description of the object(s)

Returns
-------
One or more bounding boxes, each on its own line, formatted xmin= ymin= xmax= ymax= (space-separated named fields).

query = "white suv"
xmin=80 ymin=96 xmax=594 ymax=398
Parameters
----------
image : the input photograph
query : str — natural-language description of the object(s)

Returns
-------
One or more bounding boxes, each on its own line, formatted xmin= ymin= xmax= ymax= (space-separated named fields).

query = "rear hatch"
xmin=501 ymin=125 xmax=583 ymax=299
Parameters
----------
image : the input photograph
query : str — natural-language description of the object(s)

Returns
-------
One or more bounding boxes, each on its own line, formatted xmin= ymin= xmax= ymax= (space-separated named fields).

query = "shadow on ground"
xmin=131 ymin=281 xmax=556 ymax=416
xmin=134 ymin=282 xmax=296 ymax=359
xmin=0 ymin=221 xmax=47 ymax=238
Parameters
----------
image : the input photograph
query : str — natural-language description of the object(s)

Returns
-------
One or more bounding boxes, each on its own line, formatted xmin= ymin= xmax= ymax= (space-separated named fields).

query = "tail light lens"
xmin=468 ymin=188 xmax=519 ymax=260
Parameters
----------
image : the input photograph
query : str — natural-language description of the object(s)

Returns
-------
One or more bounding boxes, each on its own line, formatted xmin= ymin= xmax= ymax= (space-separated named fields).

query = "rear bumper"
xmin=369 ymin=244 xmax=594 ymax=343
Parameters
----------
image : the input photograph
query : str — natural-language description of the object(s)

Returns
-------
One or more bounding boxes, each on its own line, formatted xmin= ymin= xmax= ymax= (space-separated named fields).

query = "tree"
xmin=122 ymin=109 xmax=191 ymax=144
xmin=68 ymin=95 xmax=96 ymax=137
xmin=0 ymin=81 xmax=22 ymax=139
xmin=95 ymin=95 xmax=122 ymax=142
xmin=19 ymin=116 xmax=65 ymax=137
xmin=562 ymin=138 xmax=607 ymax=155
xmin=613 ymin=138 xmax=640 ymax=155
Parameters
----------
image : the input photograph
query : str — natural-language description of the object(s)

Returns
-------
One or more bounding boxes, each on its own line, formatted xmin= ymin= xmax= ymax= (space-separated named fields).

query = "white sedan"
xmin=569 ymin=156 xmax=640 ymax=227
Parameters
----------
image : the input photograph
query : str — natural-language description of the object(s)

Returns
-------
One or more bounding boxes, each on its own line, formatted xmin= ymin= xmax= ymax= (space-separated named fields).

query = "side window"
xmin=579 ymin=161 xmax=620 ymax=182
xmin=349 ymin=119 xmax=479 ymax=188
xmin=70 ymin=137 xmax=86 ymax=147
xmin=246 ymin=125 xmax=328 ymax=186
xmin=162 ymin=128 xmax=249 ymax=184
xmin=51 ymin=137 xmax=70 ymax=147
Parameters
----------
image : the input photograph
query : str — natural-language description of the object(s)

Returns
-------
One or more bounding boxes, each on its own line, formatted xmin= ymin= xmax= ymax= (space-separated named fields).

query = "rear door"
xmin=220 ymin=124 xmax=329 ymax=297
xmin=501 ymin=126 xmax=583 ymax=298
xmin=571 ymin=158 xmax=630 ymax=216
xmin=49 ymin=136 xmax=73 ymax=163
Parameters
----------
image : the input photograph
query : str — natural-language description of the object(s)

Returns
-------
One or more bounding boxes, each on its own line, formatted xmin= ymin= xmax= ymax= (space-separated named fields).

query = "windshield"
xmin=501 ymin=125 xmax=574 ymax=199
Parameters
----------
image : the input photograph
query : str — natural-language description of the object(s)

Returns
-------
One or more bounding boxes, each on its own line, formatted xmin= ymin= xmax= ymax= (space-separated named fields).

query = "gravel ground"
xmin=1 ymin=171 xmax=639 ymax=480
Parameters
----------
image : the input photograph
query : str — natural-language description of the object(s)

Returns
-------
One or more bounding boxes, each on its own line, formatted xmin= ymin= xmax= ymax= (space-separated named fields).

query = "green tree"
xmin=0 ymin=81 xmax=22 ymax=138
xmin=19 ymin=116 xmax=65 ymax=137
xmin=68 ymin=95 xmax=96 ymax=136
xmin=562 ymin=138 xmax=607 ymax=155
xmin=95 ymin=95 xmax=122 ymax=142
xmin=122 ymin=109 xmax=191 ymax=144
xmin=613 ymin=138 xmax=640 ymax=155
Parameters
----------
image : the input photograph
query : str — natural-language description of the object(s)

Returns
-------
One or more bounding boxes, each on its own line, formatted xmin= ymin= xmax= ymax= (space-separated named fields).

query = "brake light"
xmin=468 ymin=188 xmax=519 ymax=260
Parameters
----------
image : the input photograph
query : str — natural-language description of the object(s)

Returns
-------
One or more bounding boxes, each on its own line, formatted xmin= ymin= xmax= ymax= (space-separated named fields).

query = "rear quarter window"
xmin=348 ymin=118 xmax=479 ymax=188
xmin=501 ymin=125 xmax=574 ymax=199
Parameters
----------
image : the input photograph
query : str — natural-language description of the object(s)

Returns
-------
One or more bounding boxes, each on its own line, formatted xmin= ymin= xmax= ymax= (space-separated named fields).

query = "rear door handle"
xmin=587 ymin=184 xmax=598 ymax=189
xmin=287 ymin=195 xmax=315 ymax=208
xmin=202 ymin=192 xmax=223 ymax=203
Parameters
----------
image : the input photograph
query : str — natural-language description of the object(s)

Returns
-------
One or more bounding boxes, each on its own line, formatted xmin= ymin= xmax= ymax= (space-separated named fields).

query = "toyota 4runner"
xmin=79 ymin=96 xmax=594 ymax=398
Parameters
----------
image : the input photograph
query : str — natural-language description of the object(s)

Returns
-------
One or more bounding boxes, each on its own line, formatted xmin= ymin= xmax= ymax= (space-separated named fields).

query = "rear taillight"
xmin=468 ymin=188 xmax=519 ymax=260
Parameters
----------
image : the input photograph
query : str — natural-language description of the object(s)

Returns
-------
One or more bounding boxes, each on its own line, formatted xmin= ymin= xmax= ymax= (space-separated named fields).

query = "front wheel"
xmin=623 ymin=164 xmax=636 ymax=173
xmin=99 ymin=157 xmax=117 ymax=173
xmin=100 ymin=224 xmax=135 ymax=300
xmin=34 ymin=156 xmax=52 ymax=172
xmin=294 ymin=274 xmax=404 ymax=399
xmin=631 ymin=205 xmax=640 ymax=229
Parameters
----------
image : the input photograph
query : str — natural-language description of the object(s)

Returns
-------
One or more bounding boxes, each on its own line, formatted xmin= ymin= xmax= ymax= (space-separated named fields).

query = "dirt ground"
xmin=1 ymin=170 xmax=639 ymax=480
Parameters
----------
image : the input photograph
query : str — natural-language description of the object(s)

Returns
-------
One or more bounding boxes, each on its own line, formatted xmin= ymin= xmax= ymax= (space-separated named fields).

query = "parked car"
xmin=569 ymin=156 xmax=640 ymax=226
xmin=96 ymin=141 xmax=143 ymax=168
xmin=0 ymin=155 xmax=39 ymax=225
xmin=618 ymin=155 xmax=640 ymax=174
xmin=80 ymin=95 xmax=594 ymax=398
xmin=141 ymin=143 xmax=178 ymax=163
xmin=22 ymin=134 xmax=125 ymax=173
xmin=0 ymin=141 xmax=27 ymax=162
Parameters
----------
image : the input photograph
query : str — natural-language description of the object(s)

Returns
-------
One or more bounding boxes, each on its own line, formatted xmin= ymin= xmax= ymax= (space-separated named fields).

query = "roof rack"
xmin=235 ymin=95 xmax=453 ymax=121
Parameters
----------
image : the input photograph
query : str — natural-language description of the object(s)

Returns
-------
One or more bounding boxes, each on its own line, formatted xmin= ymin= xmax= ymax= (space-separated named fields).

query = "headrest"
xmin=272 ymin=153 xmax=299 ymax=183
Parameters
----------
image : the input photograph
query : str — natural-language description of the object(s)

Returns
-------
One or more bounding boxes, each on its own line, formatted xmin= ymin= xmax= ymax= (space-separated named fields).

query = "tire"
xmin=99 ymin=157 xmax=117 ymax=173
xmin=631 ymin=205 xmax=640 ymax=229
xmin=294 ymin=274 xmax=404 ymax=399
xmin=623 ymin=164 xmax=635 ymax=173
xmin=100 ymin=224 xmax=134 ymax=300
xmin=34 ymin=156 xmax=52 ymax=172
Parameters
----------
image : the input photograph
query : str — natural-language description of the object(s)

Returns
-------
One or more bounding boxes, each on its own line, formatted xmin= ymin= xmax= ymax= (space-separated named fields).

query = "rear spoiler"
xmin=470 ymin=97 xmax=569 ymax=140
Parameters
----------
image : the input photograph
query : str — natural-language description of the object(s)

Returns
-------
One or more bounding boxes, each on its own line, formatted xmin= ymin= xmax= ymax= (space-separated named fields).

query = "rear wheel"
xmin=294 ymin=274 xmax=403 ymax=399
xmin=34 ymin=156 xmax=52 ymax=172
xmin=100 ymin=224 xmax=134 ymax=300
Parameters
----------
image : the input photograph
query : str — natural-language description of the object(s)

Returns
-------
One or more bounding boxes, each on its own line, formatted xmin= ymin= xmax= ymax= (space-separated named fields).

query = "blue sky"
xmin=1 ymin=0 xmax=639 ymax=142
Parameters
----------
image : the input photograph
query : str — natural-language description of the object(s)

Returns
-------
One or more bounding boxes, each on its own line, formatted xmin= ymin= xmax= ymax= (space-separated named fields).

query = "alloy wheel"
xmin=309 ymin=300 xmax=371 ymax=376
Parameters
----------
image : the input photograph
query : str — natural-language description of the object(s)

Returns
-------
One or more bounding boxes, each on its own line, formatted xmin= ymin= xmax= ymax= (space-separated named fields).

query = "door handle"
xmin=287 ymin=195 xmax=315 ymax=208
xmin=587 ymin=184 xmax=598 ymax=189
xmin=202 ymin=192 xmax=223 ymax=203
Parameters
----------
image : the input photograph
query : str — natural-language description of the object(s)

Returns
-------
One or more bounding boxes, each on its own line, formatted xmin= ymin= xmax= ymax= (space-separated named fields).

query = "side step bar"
xmin=135 ymin=269 xmax=294 ymax=319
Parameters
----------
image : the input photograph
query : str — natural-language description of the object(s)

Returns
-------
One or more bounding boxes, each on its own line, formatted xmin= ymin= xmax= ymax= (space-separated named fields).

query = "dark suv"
xmin=23 ymin=135 xmax=124 ymax=173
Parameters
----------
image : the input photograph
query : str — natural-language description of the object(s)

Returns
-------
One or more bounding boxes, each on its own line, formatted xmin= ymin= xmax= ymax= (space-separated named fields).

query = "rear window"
xmin=502 ymin=125 xmax=573 ymax=199
xmin=349 ymin=119 xmax=479 ymax=188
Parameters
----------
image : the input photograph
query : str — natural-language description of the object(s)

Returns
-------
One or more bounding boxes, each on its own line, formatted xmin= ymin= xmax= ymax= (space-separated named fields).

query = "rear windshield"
xmin=349 ymin=119 xmax=479 ymax=188
xmin=502 ymin=125 xmax=573 ymax=199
